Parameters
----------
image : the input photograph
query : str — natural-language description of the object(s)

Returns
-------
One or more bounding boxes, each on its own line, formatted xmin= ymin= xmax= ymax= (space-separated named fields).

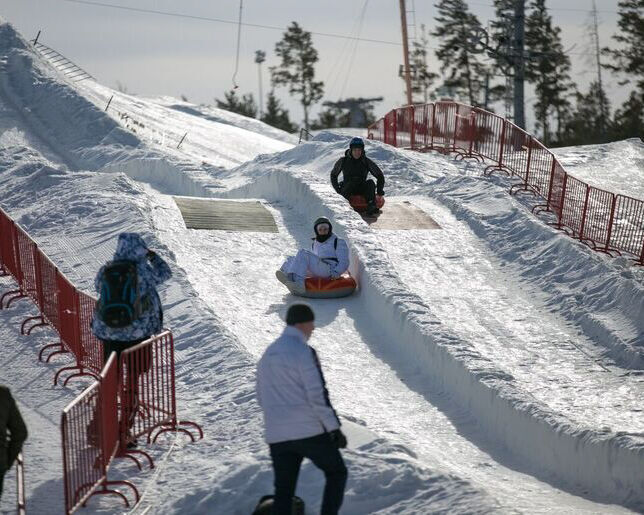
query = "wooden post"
xmin=399 ymin=0 xmax=413 ymax=106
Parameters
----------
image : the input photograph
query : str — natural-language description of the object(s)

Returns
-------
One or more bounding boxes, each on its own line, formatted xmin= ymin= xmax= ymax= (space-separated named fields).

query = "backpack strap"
xmin=334 ymin=236 xmax=338 ymax=250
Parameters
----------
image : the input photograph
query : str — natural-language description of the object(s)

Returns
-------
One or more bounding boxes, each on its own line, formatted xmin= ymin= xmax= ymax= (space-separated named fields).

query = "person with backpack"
xmin=91 ymin=232 xmax=172 ymax=438
xmin=276 ymin=217 xmax=349 ymax=294
xmin=330 ymin=136 xmax=385 ymax=215
xmin=256 ymin=304 xmax=348 ymax=515
xmin=0 ymin=385 xmax=27 ymax=500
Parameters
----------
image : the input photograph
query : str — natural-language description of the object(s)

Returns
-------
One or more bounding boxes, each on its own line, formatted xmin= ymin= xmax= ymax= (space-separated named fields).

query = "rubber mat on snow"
xmin=173 ymin=197 xmax=278 ymax=232
xmin=361 ymin=200 xmax=442 ymax=230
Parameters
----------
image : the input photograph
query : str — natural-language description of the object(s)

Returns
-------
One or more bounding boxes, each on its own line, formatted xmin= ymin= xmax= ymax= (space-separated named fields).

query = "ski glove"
xmin=377 ymin=189 xmax=385 ymax=196
xmin=329 ymin=429 xmax=347 ymax=449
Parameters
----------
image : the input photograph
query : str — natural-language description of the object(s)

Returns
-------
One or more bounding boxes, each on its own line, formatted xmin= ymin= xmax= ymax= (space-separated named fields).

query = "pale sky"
xmin=1 ymin=0 xmax=631 ymax=129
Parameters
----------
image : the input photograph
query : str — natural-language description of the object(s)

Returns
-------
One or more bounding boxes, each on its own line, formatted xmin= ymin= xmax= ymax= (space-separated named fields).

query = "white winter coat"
xmin=256 ymin=326 xmax=341 ymax=444
xmin=311 ymin=235 xmax=350 ymax=275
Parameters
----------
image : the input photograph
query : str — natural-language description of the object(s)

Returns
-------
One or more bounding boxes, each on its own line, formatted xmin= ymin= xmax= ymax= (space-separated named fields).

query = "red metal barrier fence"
xmin=61 ymin=353 xmax=139 ymax=514
xmin=119 ymin=331 xmax=203 ymax=469
xmin=0 ymin=207 xmax=203 ymax=512
xmin=368 ymin=102 xmax=644 ymax=265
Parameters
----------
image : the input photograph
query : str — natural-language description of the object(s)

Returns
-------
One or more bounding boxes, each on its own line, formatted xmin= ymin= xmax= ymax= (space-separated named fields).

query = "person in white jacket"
xmin=256 ymin=304 xmax=348 ymax=515
xmin=276 ymin=217 xmax=350 ymax=293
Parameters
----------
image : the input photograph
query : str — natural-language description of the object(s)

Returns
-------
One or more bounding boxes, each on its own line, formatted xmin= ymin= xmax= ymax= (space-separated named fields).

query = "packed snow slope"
xmin=553 ymin=138 xmax=644 ymax=200
xmin=1 ymin=18 xmax=644 ymax=514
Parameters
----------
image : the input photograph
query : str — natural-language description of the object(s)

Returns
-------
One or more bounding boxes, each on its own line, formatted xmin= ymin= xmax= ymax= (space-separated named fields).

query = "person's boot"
xmin=365 ymin=202 xmax=379 ymax=216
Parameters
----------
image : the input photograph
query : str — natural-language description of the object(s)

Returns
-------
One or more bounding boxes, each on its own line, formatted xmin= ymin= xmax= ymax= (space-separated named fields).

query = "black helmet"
xmin=349 ymin=137 xmax=364 ymax=149
xmin=313 ymin=216 xmax=333 ymax=236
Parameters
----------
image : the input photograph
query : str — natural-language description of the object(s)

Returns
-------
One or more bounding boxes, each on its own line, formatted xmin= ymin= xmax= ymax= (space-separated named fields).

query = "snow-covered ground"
xmin=553 ymin=138 xmax=644 ymax=200
xmin=1 ymin=17 xmax=644 ymax=514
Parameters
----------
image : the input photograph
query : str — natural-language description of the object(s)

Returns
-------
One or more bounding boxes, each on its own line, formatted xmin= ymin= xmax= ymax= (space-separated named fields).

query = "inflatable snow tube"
xmin=349 ymin=194 xmax=385 ymax=212
xmin=301 ymin=273 xmax=357 ymax=298
xmin=276 ymin=270 xmax=357 ymax=298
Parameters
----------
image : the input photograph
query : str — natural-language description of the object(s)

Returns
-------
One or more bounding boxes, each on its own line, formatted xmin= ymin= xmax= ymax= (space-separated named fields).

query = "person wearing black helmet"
xmin=330 ymin=136 xmax=385 ymax=215
xmin=276 ymin=217 xmax=350 ymax=293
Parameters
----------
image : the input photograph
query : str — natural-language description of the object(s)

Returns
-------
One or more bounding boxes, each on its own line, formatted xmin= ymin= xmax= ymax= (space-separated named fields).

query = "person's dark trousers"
xmin=340 ymin=178 xmax=376 ymax=204
xmin=269 ymin=433 xmax=347 ymax=515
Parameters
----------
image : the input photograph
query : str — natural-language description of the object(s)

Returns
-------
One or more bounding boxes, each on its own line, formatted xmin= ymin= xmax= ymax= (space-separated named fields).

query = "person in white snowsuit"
xmin=256 ymin=303 xmax=348 ymax=515
xmin=277 ymin=217 xmax=349 ymax=292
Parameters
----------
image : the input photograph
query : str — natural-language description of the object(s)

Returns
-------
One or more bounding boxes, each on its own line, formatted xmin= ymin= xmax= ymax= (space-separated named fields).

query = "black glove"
xmin=329 ymin=429 xmax=347 ymax=449
xmin=377 ymin=189 xmax=385 ymax=196
xmin=147 ymin=250 xmax=156 ymax=259
xmin=335 ymin=180 xmax=344 ymax=194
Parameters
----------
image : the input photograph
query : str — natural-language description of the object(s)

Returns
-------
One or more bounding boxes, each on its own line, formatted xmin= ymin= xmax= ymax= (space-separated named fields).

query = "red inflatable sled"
xmin=276 ymin=271 xmax=357 ymax=298
xmin=349 ymin=194 xmax=385 ymax=213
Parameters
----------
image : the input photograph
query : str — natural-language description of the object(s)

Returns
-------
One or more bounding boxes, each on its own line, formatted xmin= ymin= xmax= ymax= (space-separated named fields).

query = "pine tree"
xmin=432 ymin=0 xmax=489 ymax=106
xmin=488 ymin=0 xmax=516 ymax=112
xmin=603 ymin=0 xmax=644 ymax=95
xmin=562 ymin=81 xmax=612 ymax=145
xmin=215 ymin=90 xmax=257 ymax=118
xmin=525 ymin=0 xmax=575 ymax=145
xmin=271 ymin=22 xmax=324 ymax=132
xmin=611 ymin=91 xmax=644 ymax=140
xmin=410 ymin=24 xmax=439 ymax=103
xmin=261 ymin=90 xmax=297 ymax=133
xmin=310 ymin=106 xmax=346 ymax=130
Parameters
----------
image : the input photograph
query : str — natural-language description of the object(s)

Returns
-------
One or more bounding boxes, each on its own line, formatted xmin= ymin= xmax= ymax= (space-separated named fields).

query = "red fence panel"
xmin=610 ymin=195 xmax=644 ymax=261
xmin=61 ymin=381 xmax=104 ymax=514
xmin=472 ymin=109 xmax=504 ymax=163
xmin=412 ymin=104 xmax=430 ymax=150
xmin=119 ymin=331 xmax=203 ymax=461
xmin=395 ymin=107 xmax=413 ymax=148
xmin=36 ymin=251 xmax=60 ymax=330
xmin=581 ymin=187 xmax=616 ymax=250
xmin=14 ymin=226 xmax=39 ymax=304
xmin=57 ymin=272 xmax=80 ymax=356
xmin=559 ymin=175 xmax=589 ymax=237
xmin=383 ymin=111 xmax=396 ymax=146
xmin=454 ymin=104 xmax=475 ymax=155
xmin=0 ymin=209 xmax=18 ymax=279
xmin=525 ymin=140 xmax=555 ymax=200
xmin=501 ymin=123 xmax=531 ymax=181
xmin=61 ymin=353 xmax=137 ymax=514
xmin=77 ymin=291 xmax=103 ymax=374
xmin=432 ymin=102 xmax=457 ymax=152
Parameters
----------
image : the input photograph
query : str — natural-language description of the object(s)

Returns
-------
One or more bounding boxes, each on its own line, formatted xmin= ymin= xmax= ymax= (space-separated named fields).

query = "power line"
xmin=59 ymin=0 xmax=402 ymax=46
xmin=467 ymin=1 xmax=618 ymax=14
xmin=50 ymin=0 xmax=616 ymax=59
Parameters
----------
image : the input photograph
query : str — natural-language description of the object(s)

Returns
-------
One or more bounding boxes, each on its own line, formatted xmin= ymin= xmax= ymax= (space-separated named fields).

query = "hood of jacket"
xmin=114 ymin=232 xmax=148 ymax=261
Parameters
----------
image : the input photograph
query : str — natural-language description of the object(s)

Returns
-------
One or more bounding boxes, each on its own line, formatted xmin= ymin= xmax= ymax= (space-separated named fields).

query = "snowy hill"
xmin=553 ymin=138 xmax=644 ymax=200
xmin=1 ymin=18 xmax=644 ymax=515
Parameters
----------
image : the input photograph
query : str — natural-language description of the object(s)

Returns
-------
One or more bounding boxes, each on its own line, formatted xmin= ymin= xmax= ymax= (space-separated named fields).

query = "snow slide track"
xmin=217 ymin=168 xmax=644 ymax=511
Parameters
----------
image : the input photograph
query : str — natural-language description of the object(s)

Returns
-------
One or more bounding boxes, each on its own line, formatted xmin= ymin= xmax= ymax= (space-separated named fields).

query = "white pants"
xmin=281 ymin=250 xmax=333 ymax=279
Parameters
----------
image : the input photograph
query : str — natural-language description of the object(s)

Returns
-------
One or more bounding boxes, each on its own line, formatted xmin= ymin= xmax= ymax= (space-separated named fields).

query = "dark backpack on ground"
xmin=252 ymin=495 xmax=305 ymax=515
xmin=96 ymin=260 xmax=146 ymax=328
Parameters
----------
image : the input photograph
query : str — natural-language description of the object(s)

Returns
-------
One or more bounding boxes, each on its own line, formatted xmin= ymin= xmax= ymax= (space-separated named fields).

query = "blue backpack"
xmin=96 ymin=260 xmax=146 ymax=328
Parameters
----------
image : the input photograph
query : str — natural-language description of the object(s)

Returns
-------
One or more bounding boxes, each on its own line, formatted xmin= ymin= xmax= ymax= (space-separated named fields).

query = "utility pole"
xmin=513 ymin=0 xmax=526 ymax=129
xmin=255 ymin=50 xmax=266 ymax=120
xmin=591 ymin=0 xmax=606 ymax=137
xmin=399 ymin=0 xmax=413 ymax=106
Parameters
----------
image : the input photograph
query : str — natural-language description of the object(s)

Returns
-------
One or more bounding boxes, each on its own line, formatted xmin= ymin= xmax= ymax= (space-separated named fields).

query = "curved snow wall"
xmin=217 ymin=168 xmax=644 ymax=512
xmin=368 ymin=102 xmax=644 ymax=266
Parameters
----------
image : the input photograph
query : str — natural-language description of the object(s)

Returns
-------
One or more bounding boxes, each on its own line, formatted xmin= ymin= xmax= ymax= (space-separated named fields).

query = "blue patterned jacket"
xmin=91 ymin=233 xmax=172 ymax=342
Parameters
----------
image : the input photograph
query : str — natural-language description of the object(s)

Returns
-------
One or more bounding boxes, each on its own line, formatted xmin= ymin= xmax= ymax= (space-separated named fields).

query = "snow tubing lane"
xmin=349 ymin=194 xmax=385 ymax=212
